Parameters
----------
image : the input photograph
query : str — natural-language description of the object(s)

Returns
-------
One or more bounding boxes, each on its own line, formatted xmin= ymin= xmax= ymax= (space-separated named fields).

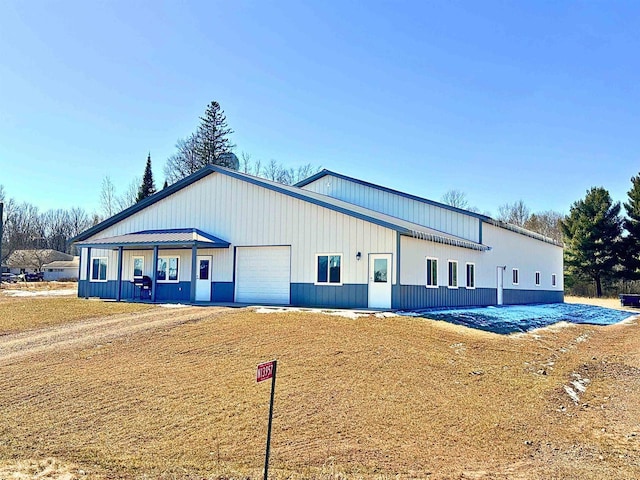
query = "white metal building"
xmin=42 ymin=257 xmax=80 ymax=281
xmin=72 ymin=166 xmax=563 ymax=308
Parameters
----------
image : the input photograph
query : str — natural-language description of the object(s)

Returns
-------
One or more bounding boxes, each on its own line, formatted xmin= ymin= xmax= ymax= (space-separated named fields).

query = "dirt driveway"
xmin=0 ymin=306 xmax=227 ymax=365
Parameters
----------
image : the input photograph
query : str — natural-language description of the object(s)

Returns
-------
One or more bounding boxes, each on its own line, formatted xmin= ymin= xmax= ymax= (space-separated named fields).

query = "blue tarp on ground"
xmin=399 ymin=303 xmax=635 ymax=335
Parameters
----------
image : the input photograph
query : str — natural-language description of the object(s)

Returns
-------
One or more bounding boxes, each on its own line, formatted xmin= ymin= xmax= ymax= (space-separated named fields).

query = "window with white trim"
xmin=466 ymin=263 xmax=475 ymax=289
xmin=552 ymin=274 xmax=557 ymax=287
xmin=132 ymin=256 xmax=144 ymax=278
xmin=426 ymin=257 xmax=438 ymax=288
xmin=316 ymin=254 xmax=342 ymax=285
xmin=157 ymin=257 xmax=179 ymax=282
xmin=448 ymin=260 xmax=458 ymax=288
xmin=535 ymin=271 xmax=541 ymax=286
xmin=512 ymin=268 xmax=519 ymax=285
xmin=91 ymin=257 xmax=108 ymax=282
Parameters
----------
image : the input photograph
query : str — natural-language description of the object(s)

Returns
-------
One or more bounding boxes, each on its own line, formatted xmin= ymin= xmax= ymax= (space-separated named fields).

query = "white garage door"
xmin=235 ymin=246 xmax=291 ymax=304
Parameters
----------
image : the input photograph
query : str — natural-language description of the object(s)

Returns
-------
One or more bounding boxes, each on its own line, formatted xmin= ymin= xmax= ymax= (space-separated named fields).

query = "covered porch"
xmin=76 ymin=229 xmax=231 ymax=303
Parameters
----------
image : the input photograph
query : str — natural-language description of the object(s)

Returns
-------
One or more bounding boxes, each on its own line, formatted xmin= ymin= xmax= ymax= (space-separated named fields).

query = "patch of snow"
xmin=374 ymin=311 xmax=398 ymax=318
xmin=158 ymin=303 xmax=190 ymax=308
xmin=254 ymin=307 xmax=303 ymax=314
xmin=254 ymin=306 xmax=393 ymax=319
xmin=564 ymin=385 xmax=580 ymax=404
xmin=564 ymin=373 xmax=590 ymax=404
xmin=572 ymin=380 xmax=587 ymax=393
xmin=3 ymin=289 xmax=76 ymax=297
xmin=327 ymin=310 xmax=367 ymax=319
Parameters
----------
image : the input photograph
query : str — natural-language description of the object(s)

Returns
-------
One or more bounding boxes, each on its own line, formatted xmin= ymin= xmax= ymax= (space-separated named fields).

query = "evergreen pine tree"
xmin=196 ymin=101 xmax=236 ymax=168
xmin=136 ymin=153 xmax=157 ymax=203
xmin=622 ymin=173 xmax=640 ymax=279
xmin=560 ymin=187 xmax=622 ymax=297
xmin=163 ymin=180 xmax=168 ymax=189
xmin=164 ymin=101 xmax=237 ymax=182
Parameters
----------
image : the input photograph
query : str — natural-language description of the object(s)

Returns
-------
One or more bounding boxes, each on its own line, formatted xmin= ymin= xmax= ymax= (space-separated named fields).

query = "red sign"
xmin=256 ymin=361 xmax=275 ymax=383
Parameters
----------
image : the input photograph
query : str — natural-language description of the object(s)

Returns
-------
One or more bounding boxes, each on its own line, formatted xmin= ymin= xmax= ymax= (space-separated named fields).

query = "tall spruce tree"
xmin=622 ymin=173 xmax=640 ymax=278
xmin=136 ymin=153 xmax=156 ymax=203
xmin=196 ymin=101 xmax=236 ymax=168
xmin=561 ymin=187 xmax=622 ymax=297
xmin=164 ymin=101 xmax=236 ymax=182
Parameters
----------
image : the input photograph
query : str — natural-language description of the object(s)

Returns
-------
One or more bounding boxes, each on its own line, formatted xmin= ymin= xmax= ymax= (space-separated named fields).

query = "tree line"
xmin=0 ymin=184 xmax=98 ymax=261
xmin=440 ymin=190 xmax=564 ymax=243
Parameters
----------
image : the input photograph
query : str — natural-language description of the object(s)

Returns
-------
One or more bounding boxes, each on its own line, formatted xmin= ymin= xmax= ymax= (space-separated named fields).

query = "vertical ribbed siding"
xmin=503 ymin=289 xmax=564 ymax=304
xmin=212 ymin=282 xmax=234 ymax=302
xmin=79 ymin=280 xmax=118 ymax=299
xmin=392 ymin=285 xmax=564 ymax=309
xmin=392 ymin=285 xmax=497 ymax=309
xmin=290 ymin=283 xmax=368 ymax=309
xmin=155 ymin=282 xmax=191 ymax=302
xmin=300 ymin=175 xmax=480 ymax=242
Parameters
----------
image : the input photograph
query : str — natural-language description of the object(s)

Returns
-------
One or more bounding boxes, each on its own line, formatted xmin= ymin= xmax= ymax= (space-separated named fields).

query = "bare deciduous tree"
xmin=164 ymin=101 xmax=236 ymax=183
xmin=441 ymin=190 xmax=469 ymax=209
xmin=164 ymin=134 xmax=200 ymax=184
xmin=497 ymin=200 xmax=531 ymax=227
xmin=118 ymin=176 xmax=141 ymax=212
xmin=100 ymin=176 xmax=118 ymax=218
xmin=524 ymin=210 xmax=565 ymax=243
xmin=0 ymin=185 xmax=96 ymax=259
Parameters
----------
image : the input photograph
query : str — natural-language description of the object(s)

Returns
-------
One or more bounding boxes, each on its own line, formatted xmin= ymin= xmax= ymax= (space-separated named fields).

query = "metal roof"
xmin=75 ymin=228 xmax=230 ymax=249
xmin=295 ymin=169 xmax=492 ymax=221
xmin=295 ymin=169 xmax=562 ymax=247
xmin=43 ymin=258 xmax=80 ymax=269
xmin=7 ymin=249 xmax=75 ymax=268
xmin=70 ymin=167 xmax=490 ymax=252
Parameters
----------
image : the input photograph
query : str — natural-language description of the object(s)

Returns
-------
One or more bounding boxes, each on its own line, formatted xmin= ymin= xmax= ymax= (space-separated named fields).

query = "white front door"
xmin=195 ymin=255 xmax=212 ymax=302
xmin=368 ymin=254 xmax=392 ymax=309
xmin=496 ymin=266 xmax=504 ymax=305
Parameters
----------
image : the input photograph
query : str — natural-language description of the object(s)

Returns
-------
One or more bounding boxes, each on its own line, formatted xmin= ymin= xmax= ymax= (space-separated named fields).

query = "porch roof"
xmin=75 ymin=228 xmax=230 ymax=250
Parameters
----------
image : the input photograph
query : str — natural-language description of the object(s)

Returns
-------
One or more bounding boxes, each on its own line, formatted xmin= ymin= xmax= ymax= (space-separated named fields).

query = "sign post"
xmin=0 ymin=202 xmax=3 ymax=289
xmin=256 ymin=360 xmax=277 ymax=480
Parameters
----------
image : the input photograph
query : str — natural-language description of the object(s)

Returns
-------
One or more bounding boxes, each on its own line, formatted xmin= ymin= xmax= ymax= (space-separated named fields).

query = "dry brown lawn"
xmin=0 ymin=296 xmax=153 ymax=334
xmin=0 ymin=297 xmax=639 ymax=479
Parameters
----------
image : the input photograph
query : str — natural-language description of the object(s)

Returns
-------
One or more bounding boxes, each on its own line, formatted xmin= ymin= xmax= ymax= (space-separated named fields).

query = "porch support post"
xmin=152 ymin=245 xmax=159 ymax=303
xmin=84 ymin=247 xmax=92 ymax=298
xmin=190 ymin=244 xmax=197 ymax=302
xmin=116 ymin=246 xmax=123 ymax=302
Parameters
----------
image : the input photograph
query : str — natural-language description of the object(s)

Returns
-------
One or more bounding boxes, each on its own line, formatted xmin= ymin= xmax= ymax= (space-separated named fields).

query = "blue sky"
xmin=1 ymin=1 xmax=639 ymax=217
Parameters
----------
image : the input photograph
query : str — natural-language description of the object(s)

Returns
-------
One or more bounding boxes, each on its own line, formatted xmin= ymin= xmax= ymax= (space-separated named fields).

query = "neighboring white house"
xmin=71 ymin=166 xmax=563 ymax=308
xmin=6 ymin=249 xmax=74 ymax=275
xmin=42 ymin=257 xmax=80 ymax=281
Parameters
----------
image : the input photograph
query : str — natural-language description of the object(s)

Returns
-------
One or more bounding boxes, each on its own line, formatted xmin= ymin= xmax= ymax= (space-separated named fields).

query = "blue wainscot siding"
xmin=79 ymin=280 xmax=191 ymax=302
xmin=291 ymin=283 xmax=368 ymax=309
xmin=503 ymin=289 xmax=564 ymax=305
xmin=79 ymin=280 xmax=118 ymax=299
xmin=212 ymin=282 xmax=234 ymax=302
xmin=393 ymin=285 xmax=496 ymax=310
xmin=155 ymin=282 xmax=190 ymax=302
